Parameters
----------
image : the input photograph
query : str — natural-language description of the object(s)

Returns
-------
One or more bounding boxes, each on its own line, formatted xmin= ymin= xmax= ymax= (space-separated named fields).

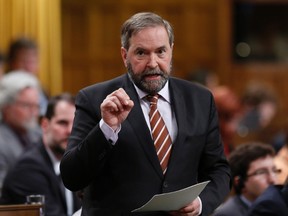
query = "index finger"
xmin=110 ymin=88 xmax=131 ymax=105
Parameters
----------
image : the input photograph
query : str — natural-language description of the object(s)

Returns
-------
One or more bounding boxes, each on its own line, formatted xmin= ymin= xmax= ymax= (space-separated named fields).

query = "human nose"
xmin=31 ymin=105 xmax=40 ymax=117
xmin=147 ymin=53 xmax=158 ymax=68
xmin=268 ymin=174 xmax=277 ymax=184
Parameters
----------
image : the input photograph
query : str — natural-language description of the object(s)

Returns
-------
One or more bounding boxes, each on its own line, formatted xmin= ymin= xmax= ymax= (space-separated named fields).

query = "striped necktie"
xmin=147 ymin=94 xmax=172 ymax=174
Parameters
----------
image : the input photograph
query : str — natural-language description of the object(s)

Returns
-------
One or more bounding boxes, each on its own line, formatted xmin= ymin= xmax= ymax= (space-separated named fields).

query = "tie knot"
xmin=147 ymin=94 xmax=159 ymax=105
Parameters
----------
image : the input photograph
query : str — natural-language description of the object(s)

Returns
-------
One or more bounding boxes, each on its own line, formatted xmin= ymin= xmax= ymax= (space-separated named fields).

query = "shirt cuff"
xmin=197 ymin=196 xmax=202 ymax=215
xmin=99 ymin=119 xmax=121 ymax=145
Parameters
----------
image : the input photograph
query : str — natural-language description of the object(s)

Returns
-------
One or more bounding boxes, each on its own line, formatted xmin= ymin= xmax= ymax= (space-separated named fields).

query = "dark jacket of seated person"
xmin=247 ymin=183 xmax=288 ymax=216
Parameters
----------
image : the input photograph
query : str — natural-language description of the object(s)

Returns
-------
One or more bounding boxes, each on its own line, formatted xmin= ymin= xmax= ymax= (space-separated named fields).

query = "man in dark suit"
xmin=247 ymin=180 xmax=288 ymax=216
xmin=60 ymin=12 xmax=231 ymax=216
xmin=0 ymin=93 xmax=81 ymax=216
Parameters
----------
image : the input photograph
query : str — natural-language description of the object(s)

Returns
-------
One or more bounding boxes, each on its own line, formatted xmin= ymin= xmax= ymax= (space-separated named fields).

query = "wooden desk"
xmin=0 ymin=204 xmax=42 ymax=216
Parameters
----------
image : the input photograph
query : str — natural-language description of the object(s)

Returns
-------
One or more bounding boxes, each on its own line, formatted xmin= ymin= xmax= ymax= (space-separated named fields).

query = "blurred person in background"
xmin=212 ymin=142 xmax=280 ymax=216
xmin=0 ymin=71 xmax=41 ymax=194
xmin=237 ymin=82 xmax=278 ymax=144
xmin=6 ymin=36 xmax=48 ymax=116
xmin=0 ymin=51 xmax=5 ymax=79
xmin=274 ymin=134 xmax=288 ymax=184
xmin=212 ymin=86 xmax=242 ymax=155
xmin=0 ymin=93 xmax=81 ymax=216
xmin=186 ymin=68 xmax=219 ymax=91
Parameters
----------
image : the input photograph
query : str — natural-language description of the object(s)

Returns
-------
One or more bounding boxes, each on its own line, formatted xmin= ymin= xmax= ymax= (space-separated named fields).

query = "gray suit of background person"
xmin=0 ymin=71 xmax=41 ymax=194
xmin=212 ymin=142 xmax=279 ymax=216
xmin=60 ymin=12 xmax=231 ymax=216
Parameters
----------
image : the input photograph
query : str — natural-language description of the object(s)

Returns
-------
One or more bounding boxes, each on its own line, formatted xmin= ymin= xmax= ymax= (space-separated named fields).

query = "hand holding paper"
xmin=132 ymin=181 xmax=210 ymax=212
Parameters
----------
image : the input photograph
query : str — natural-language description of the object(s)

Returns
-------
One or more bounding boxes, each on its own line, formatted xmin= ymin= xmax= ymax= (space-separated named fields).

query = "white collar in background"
xmin=45 ymin=146 xmax=61 ymax=175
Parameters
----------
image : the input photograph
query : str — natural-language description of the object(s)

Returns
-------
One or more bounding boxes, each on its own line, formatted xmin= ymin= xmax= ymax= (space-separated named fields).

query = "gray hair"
xmin=0 ymin=70 xmax=40 ymax=110
xmin=121 ymin=12 xmax=174 ymax=50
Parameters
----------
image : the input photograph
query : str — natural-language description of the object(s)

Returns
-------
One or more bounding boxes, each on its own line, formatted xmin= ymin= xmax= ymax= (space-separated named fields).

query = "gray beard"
xmin=22 ymin=117 xmax=39 ymax=131
xmin=127 ymin=63 xmax=170 ymax=95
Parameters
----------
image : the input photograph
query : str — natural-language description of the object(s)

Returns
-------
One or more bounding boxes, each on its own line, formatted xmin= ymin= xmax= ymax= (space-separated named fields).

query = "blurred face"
xmin=121 ymin=26 xmax=173 ymax=95
xmin=0 ymin=62 xmax=4 ymax=79
xmin=41 ymin=101 xmax=75 ymax=159
xmin=259 ymin=102 xmax=277 ymax=127
xmin=12 ymin=49 xmax=39 ymax=75
xmin=242 ymin=155 xmax=278 ymax=201
xmin=3 ymin=87 xmax=39 ymax=132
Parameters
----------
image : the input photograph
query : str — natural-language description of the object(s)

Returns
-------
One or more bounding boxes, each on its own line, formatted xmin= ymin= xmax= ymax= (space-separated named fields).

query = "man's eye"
xmin=136 ymin=50 xmax=145 ymax=56
xmin=58 ymin=121 xmax=68 ymax=126
xmin=157 ymin=49 xmax=166 ymax=55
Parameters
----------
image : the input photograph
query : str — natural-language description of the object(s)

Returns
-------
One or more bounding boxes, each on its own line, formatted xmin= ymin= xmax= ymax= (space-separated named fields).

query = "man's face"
xmin=242 ymin=155 xmax=278 ymax=201
xmin=4 ymin=87 xmax=39 ymax=132
xmin=12 ymin=49 xmax=39 ymax=75
xmin=121 ymin=26 xmax=173 ymax=95
xmin=42 ymin=101 xmax=75 ymax=158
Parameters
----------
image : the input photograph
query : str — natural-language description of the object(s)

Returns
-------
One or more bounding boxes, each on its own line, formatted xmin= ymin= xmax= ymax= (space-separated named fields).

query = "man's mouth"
xmin=144 ymin=74 xmax=161 ymax=80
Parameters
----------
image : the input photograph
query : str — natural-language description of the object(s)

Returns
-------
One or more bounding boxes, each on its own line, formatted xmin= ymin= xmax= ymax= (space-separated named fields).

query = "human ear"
xmin=120 ymin=47 xmax=128 ymax=67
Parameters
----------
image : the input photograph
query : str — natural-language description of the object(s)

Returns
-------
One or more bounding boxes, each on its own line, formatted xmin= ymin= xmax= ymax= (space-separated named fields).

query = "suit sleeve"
xmin=60 ymin=90 xmax=113 ymax=191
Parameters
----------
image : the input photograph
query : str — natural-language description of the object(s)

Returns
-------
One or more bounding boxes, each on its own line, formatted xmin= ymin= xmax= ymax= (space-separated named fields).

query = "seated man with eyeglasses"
xmin=212 ymin=142 xmax=280 ymax=216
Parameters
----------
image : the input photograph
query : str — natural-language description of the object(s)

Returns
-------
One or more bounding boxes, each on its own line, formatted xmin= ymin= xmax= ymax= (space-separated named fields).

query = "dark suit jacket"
xmin=60 ymin=74 xmax=231 ymax=216
xmin=0 ymin=142 xmax=81 ymax=216
xmin=247 ymin=185 xmax=288 ymax=216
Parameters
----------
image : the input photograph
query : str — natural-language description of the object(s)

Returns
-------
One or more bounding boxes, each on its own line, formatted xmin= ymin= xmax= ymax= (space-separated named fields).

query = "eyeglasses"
xmin=247 ymin=167 xmax=282 ymax=178
xmin=14 ymin=100 xmax=40 ymax=111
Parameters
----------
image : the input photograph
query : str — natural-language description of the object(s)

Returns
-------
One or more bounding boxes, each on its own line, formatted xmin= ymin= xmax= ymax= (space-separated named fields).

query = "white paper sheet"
xmin=132 ymin=180 xmax=210 ymax=212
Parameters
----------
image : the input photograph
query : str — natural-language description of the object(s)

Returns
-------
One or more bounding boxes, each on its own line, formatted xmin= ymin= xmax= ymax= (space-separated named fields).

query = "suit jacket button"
xmin=98 ymin=150 xmax=106 ymax=160
xmin=163 ymin=181 xmax=169 ymax=188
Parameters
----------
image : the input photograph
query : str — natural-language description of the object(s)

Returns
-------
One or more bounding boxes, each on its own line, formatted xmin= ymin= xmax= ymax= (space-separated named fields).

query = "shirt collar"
xmin=45 ymin=146 xmax=61 ymax=175
xmin=133 ymin=81 xmax=170 ymax=103
xmin=239 ymin=195 xmax=253 ymax=207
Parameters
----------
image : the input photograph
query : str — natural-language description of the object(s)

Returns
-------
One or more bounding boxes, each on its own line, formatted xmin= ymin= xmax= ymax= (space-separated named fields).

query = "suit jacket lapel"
xmin=164 ymin=80 xmax=187 ymax=175
xmin=123 ymin=78 xmax=163 ymax=178
xmin=170 ymin=80 xmax=187 ymax=145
